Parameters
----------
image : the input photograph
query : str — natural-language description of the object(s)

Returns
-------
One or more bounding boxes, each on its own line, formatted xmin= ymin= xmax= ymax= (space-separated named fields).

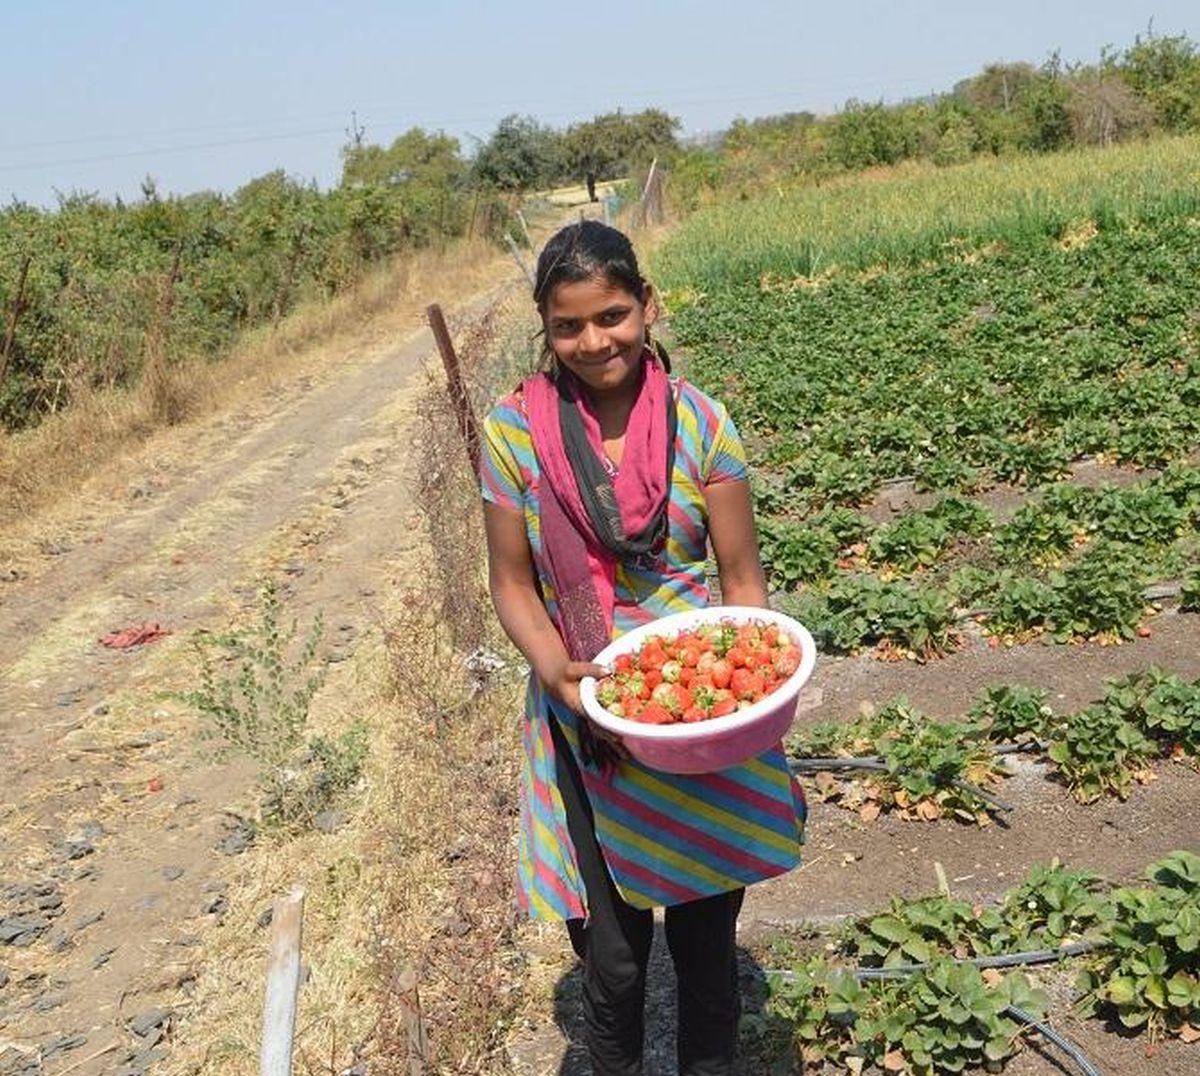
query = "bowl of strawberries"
xmin=579 ymin=606 xmax=816 ymax=774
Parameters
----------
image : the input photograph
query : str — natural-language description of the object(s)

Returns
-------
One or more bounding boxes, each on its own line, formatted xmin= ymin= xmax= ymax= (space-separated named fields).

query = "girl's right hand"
xmin=548 ymin=659 xmax=609 ymax=715
xmin=546 ymin=659 xmax=631 ymax=764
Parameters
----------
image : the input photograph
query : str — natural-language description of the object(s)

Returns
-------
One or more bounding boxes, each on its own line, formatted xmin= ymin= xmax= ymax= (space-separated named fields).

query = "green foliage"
xmin=1102 ymin=667 xmax=1200 ymax=758
xmin=1181 ymin=567 xmax=1200 ymax=613
xmin=768 ymin=956 xmax=1046 ymax=1075
xmin=1078 ymin=851 xmax=1200 ymax=1038
xmin=1046 ymin=702 xmax=1156 ymax=803
xmin=799 ymin=575 xmax=957 ymax=657
xmin=1048 ymin=540 xmax=1148 ymax=640
xmin=968 ymin=684 xmax=1055 ymax=741
xmin=844 ymin=895 xmax=1002 ymax=966
xmin=757 ymin=518 xmax=839 ymax=588
xmin=996 ymin=862 xmax=1114 ymax=949
xmin=170 ymin=582 xmax=364 ymax=829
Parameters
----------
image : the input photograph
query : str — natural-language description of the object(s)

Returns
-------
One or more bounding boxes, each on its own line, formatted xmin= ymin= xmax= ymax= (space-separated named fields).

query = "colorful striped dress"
xmin=480 ymin=377 xmax=806 ymax=919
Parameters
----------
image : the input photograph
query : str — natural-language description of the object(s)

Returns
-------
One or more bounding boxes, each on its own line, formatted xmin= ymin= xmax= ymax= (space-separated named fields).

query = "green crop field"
xmin=652 ymin=136 xmax=1200 ymax=1071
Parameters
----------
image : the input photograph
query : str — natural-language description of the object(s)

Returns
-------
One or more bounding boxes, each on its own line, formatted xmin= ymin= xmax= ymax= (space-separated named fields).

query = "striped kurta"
xmin=481 ymin=377 xmax=806 ymax=919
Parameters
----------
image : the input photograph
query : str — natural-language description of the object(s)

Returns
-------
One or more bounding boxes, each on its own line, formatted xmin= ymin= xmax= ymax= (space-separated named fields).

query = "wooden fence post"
xmin=426 ymin=303 xmax=481 ymax=474
xmin=502 ymin=233 xmax=535 ymax=289
xmin=393 ymin=967 xmax=429 ymax=1076
xmin=515 ymin=209 xmax=535 ymax=255
xmin=0 ymin=254 xmax=32 ymax=387
xmin=260 ymin=886 xmax=306 ymax=1076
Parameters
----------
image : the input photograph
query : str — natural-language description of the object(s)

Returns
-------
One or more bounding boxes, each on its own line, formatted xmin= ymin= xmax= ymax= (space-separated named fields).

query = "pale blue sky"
xmin=2 ymin=1 xmax=1193 ymax=207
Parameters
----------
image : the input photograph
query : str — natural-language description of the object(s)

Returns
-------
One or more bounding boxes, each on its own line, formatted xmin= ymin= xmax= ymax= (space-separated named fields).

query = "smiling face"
xmin=543 ymin=274 xmax=658 ymax=398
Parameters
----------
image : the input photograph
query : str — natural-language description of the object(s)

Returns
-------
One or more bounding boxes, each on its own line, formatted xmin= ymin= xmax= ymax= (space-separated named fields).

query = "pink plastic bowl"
xmin=579 ymin=606 xmax=817 ymax=775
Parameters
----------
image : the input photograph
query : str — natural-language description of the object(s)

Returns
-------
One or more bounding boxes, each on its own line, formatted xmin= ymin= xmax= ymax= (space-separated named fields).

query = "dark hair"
xmin=533 ymin=220 xmax=670 ymax=371
xmin=534 ymin=220 xmax=645 ymax=308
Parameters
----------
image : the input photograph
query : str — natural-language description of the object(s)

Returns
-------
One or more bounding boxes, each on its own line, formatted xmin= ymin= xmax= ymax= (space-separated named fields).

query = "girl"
xmin=480 ymin=220 xmax=805 ymax=1076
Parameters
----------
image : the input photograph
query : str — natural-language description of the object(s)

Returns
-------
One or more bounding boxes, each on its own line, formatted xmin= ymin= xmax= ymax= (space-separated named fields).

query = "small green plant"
xmin=1046 ymin=702 xmax=1156 ymax=802
xmin=995 ymin=861 xmax=1114 ymax=950
xmin=843 ymin=894 xmax=1003 ymax=966
xmin=758 ymin=518 xmax=840 ymax=588
xmin=798 ymin=574 xmax=958 ymax=657
xmin=1181 ymin=567 xmax=1200 ymax=613
xmin=987 ymin=574 xmax=1056 ymax=635
xmin=767 ymin=956 xmax=1048 ymax=1075
xmin=1102 ymin=667 xmax=1200 ymax=759
xmin=969 ymin=684 xmax=1055 ymax=741
xmin=173 ymin=581 xmax=364 ymax=829
xmin=1048 ymin=540 xmax=1148 ymax=640
xmin=1078 ymin=851 xmax=1200 ymax=1039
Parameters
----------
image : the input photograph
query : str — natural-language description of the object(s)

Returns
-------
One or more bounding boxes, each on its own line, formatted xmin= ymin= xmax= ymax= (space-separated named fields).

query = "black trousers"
xmin=551 ymin=716 xmax=744 ymax=1076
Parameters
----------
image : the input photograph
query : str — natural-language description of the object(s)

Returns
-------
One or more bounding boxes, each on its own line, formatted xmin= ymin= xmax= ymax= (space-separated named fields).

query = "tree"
xmin=561 ymin=109 xmax=680 ymax=193
xmin=471 ymin=114 xmax=563 ymax=191
xmin=340 ymin=127 xmax=465 ymax=189
xmin=1117 ymin=31 xmax=1200 ymax=131
xmin=1067 ymin=72 xmax=1153 ymax=147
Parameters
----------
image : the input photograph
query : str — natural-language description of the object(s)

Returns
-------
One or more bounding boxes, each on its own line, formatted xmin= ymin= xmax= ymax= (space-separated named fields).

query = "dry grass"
xmin=0 ymin=235 xmax=505 ymax=535
xmin=160 ymin=293 xmax=538 ymax=1076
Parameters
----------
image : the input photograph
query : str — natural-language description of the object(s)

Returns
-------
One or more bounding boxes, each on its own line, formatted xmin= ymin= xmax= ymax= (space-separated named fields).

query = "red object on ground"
xmin=147 ymin=776 xmax=164 ymax=793
xmin=98 ymin=623 xmax=172 ymax=649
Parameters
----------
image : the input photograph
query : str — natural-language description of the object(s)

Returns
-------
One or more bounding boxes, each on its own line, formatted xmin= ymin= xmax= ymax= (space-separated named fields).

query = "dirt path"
xmin=0 ymin=278 xmax=519 ymax=1075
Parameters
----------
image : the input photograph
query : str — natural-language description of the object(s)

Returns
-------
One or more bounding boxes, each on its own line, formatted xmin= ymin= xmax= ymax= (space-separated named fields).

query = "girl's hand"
xmin=546 ymin=659 xmax=631 ymax=763
xmin=547 ymin=659 xmax=609 ymax=715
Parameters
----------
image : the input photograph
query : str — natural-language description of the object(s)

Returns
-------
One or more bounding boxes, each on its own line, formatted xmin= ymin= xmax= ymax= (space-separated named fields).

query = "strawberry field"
xmin=650 ymin=137 xmax=1200 ymax=1073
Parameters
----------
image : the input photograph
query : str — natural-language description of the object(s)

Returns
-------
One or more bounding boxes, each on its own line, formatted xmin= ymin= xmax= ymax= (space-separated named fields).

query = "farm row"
xmin=653 ymin=137 xmax=1200 ymax=1068
xmin=663 ymin=177 xmax=1200 ymax=659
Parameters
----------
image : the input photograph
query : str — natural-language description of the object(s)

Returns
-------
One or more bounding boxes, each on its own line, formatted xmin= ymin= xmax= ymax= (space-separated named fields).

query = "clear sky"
xmin=2 ymin=1 xmax=1194 ymax=208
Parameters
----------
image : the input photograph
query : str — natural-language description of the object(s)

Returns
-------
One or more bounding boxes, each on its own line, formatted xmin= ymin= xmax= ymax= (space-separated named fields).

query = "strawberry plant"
xmin=1048 ymin=540 xmax=1148 ymax=640
xmin=995 ymin=862 xmax=1114 ymax=949
xmin=968 ymin=684 xmax=1055 ymax=742
xmin=795 ymin=575 xmax=957 ymax=658
xmin=1102 ymin=667 xmax=1200 ymax=759
xmin=843 ymin=894 xmax=1003 ymax=966
xmin=1077 ymin=851 xmax=1200 ymax=1039
xmin=766 ymin=956 xmax=1047 ymax=1075
xmin=986 ymin=574 xmax=1056 ymax=636
xmin=1181 ymin=567 xmax=1200 ymax=613
xmin=1046 ymin=702 xmax=1156 ymax=802
xmin=758 ymin=518 xmax=840 ymax=588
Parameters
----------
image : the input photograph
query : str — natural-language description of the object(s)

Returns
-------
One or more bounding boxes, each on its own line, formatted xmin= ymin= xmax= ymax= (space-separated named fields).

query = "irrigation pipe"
xmin=787 ymin=757 xmax=1015 ymax=813
xmin=765 ymin=944 xmax=1107 ymax=1076
xmin=764 ymin=940 xmax=1106 ymax=986
xmin=1005 ymin=1004 xmax=1101 ymax=1076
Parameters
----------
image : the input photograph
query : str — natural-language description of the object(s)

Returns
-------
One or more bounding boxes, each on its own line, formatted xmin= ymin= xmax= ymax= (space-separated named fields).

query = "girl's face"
xmin=543 ymin=274 xmax=658 ymax=397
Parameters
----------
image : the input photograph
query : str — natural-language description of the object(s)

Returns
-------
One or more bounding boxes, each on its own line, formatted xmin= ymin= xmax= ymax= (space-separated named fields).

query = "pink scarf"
xmin=523 ymin=350 xmax=675 ymax=661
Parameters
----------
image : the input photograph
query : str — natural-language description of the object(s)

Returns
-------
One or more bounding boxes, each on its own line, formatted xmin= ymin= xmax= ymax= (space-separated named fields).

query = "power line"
xmin=0 ymin=67 xmax=970 ymax=177
xmin=0 ymin=67 xmax=966 ymax=156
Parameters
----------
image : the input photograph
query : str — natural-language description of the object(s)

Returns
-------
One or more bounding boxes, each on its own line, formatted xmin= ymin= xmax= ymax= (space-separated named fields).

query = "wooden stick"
xmin=53 ymin=1040 xmax=121 ymax=1076
xmin=515 ymin=209 xmax=535 ymax=254
xmin=426 ymin=303 xmax=481 ymax=474
xmin=392 ymin=967 xmax=428 ymax=1075
xmin=502 ymin=233 xmax=535 ymax=288
xmin=260 ymin=885 xmax=306 ymax=1076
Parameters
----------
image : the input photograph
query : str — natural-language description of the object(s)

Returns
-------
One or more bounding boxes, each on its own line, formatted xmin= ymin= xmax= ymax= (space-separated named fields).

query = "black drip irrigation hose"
xmin=787 ymin=756 xmax=1016 ymax=814
xmin=764 ymin=943 xmax=1107 ymax=1076
xmin=1005 ymin=1004 xmax=1102 ymax=1076
xmin=765 ymin=940 xmax=1106 ymax=986
xmin=848 ymin=940 xmax=1104 ymax=980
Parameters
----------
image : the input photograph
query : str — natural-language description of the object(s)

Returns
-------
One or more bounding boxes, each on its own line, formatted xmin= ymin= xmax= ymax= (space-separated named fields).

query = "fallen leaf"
xmin=859 ymin=802 xmax=881 ymax=822
xmin=882 ymin=1049 xmax=906 ymax=1072
xmin=915 ymin=799 xmax=941 ymax=821
xmin=1179 ymin=1024 xmax=1200 ymax=1044
xmin=815 ymin=771 xmax=837 ymax=792
xmin=982 ymin=968 xmax=1004 ymax=987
